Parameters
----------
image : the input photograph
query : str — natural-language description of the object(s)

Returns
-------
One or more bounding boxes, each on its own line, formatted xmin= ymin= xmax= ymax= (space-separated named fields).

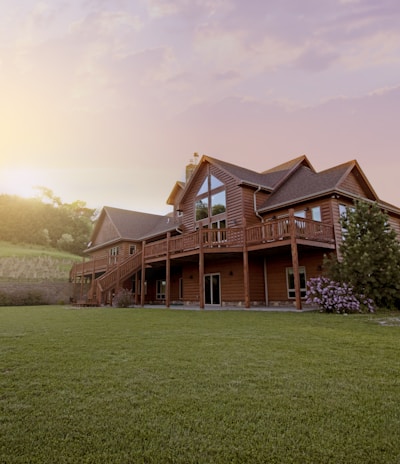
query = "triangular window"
xmin=195 ymin=174 xmax=226 ymax=222
xmin=198 ymin=178 xmax=209 ymax=196
xmin=210 ymin=175 xmax=223 ymax=189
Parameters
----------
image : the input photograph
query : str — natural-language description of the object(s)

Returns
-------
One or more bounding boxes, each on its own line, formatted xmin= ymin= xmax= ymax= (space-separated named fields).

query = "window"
xmin=211 ymin=191 xmax=226 ymax=216
xmin=294 ymin=210 xmax=306 ymax=218
xmin=286 ymin=267 xmax=306 ymax=299
xmin=339 ymin=204 xmax=347 ymax=218
xmin=195 ymin=174 xmax=226 ymax=222
xmin=311 ymin=206 xmax=321 ymax=222
xmin=129 ymin=245 xmax=136 ymax=255
xmin=195 ymin=198 xmax=209 ymax=220
xmin=156 ymin=280 xmax=166 ymax=300
xmin=211 ymin=219 xmax=227 ymax=242
xmin=339 ymin=204 xmax=354 ymax=237
xmin=109 ymin=246 xmax=119 ymax=264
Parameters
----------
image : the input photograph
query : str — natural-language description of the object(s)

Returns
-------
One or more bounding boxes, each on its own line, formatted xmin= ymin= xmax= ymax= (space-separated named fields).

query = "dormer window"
xmin=195 ymin=174 xmax=226 ymax=221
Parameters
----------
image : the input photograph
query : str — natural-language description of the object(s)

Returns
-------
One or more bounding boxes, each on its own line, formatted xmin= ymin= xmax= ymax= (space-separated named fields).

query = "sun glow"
xmin=0 ymin=168 xmax=49 ymax=199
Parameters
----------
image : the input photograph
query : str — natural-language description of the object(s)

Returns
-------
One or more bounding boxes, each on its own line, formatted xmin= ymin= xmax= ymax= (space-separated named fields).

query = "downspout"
xmin=254 ymin=186 xmax=264 ymax=222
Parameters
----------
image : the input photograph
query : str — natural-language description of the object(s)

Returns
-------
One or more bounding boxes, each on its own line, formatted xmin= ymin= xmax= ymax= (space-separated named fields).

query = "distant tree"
xmin=325 ymin=200 xmax=400 ymax=309
xmin=0 ymin=191 xmax=95 ymax=256
xmin=34 ymin=186 xmax=62 ymax=207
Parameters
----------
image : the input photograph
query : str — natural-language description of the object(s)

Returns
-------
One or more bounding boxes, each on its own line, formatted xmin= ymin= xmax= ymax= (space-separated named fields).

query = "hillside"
xmin=0 ymin=242 xmax=82 ymax=282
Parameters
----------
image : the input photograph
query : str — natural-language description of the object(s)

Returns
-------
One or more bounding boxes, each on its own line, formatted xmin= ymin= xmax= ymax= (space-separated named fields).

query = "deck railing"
xmin=71 ymin=217 xmax=334 ymax=284
xmin=96 ymin=253 xmax=143 ymax=292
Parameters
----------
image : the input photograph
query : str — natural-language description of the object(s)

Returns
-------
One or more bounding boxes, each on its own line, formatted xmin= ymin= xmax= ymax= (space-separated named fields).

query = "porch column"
xmin=80 ymin=256 xmax=84 ymax=301
xmin=115 ymin=257 xmax=121 ymax=293
xmin=199 ymin=229 xmax=205 ymax=309
xmin=263 ymin=257 xmax=269 ymax=306
xmin=289 ymin=209 xmax=302 ymax=310
xmin=134 ymin=271 xmax=140 ymax=305
xmin=243 ymin=229 xmax=250 ymax=308
xmin=91 ymin=258 xmax=96 ymax=302
xmin=166 ymin=232 xmax=171 ymax=308
xmin=140 ymin=241 xmax=146 ymax=307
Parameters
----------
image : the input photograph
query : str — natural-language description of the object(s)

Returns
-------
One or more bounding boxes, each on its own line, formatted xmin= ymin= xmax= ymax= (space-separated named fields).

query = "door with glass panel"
xmin=204 ymin=273 xmax=221 ymax=305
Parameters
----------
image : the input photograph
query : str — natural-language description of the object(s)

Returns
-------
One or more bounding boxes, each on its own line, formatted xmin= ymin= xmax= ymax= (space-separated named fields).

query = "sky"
xmin=1 ymin=0 xmax=400 ymax=215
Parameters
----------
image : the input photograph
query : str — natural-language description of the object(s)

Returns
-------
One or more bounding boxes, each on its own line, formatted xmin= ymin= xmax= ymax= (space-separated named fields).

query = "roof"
xmin=182 ymin=155 xmax=314 ymax=195
xmin=257 ymin=160 xmax=377 ymax=212
xmin=89 ymin=206 xmax=178 ymax=250
xmin=166 ymin=181 xmax=185 ymax=206
xmin=104 ymin=206 xmax=170 ymax=239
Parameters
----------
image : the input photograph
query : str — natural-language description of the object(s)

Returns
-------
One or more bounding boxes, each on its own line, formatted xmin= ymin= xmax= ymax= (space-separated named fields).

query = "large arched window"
xmin=195 ymin=174 xmax=226 ymax=221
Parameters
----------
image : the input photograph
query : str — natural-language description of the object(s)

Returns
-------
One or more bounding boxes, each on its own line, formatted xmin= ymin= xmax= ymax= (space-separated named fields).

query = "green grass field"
xmin=1 ymin=306 xmax=399 ymax=463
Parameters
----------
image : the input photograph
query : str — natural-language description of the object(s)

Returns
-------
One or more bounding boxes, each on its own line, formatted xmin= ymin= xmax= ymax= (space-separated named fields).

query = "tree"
xmin=326 ymin=200 xmax=400 ymax=309
xmin=0 ymin=192 xmax=95 ymax=256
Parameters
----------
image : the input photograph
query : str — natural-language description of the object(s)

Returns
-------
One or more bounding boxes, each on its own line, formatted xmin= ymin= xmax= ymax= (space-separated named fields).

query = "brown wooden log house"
xmin=70 ymin=154 xmax=400 ymax=309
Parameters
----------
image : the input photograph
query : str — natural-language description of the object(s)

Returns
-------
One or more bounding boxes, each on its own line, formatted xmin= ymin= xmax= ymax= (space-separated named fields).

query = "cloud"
xmin=214 ymin=70 xmax=241 ymax=81
xmin=295 ymin=45 xmax=339 ymax=72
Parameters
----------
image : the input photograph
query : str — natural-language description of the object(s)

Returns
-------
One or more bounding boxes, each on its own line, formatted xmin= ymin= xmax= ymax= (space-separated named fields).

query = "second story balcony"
xmin=71 ymin=216 xmax=335 ymax=280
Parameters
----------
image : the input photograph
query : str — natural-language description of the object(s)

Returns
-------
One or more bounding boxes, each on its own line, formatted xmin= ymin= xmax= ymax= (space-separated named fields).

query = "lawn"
xmin=1 ymin=306 xmax=399 ymax=463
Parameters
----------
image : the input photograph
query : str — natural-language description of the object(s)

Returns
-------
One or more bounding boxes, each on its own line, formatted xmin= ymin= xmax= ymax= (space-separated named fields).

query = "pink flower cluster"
xmin=306 ymin=276 xmax=375 ymax=313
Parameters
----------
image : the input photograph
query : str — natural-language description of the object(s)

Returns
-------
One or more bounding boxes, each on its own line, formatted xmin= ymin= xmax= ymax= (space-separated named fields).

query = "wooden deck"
xmin=71 ymin=217 xmax=334 ymax=277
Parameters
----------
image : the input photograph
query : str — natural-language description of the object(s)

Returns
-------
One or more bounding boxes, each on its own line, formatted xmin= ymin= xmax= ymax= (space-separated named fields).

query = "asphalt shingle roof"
xmin=258 ymin=162 xmax=353 ymax=211
xmin=205 ymin=155 xmax=301 ymax=190
xmin=103 ymin=206 xmax=176 ymax=240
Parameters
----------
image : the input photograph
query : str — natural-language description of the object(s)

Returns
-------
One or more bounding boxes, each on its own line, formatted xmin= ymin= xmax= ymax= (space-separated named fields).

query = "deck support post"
xmin=263 ymin=257 xmax=269 ymax=306
xmin=134 ymin=271 xmax=140 ymax=305
xmin=166 ymin=232 xmax=171 ymax=308
xmin=80 ymin=256 xmax=84 ymax=302
xmin=289 ymin=209 xmax=302 ymax=310
xmin=243 ymin=230 xmax=250 ymax=308
xmin=199 ymin=229 xmax=205 ymax=309
xmin=90 ymin=259 xmax=96 ymax=303
xmin=115 ymin=257 xmax=121 ymax=295
xmin=140 ymin=241 xmax=146 ymax=307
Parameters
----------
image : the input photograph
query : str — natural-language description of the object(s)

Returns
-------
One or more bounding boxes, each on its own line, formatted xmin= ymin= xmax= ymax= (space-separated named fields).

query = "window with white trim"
xmin=156 ymin=280 xmax=166 ymax=300
xmin=109 ymin=246 xmax=119 ymax=264
xmin=311 ymin=206 xmax=321 ymax=222
xmin=286 ymin=266 xmax=306 ymax=299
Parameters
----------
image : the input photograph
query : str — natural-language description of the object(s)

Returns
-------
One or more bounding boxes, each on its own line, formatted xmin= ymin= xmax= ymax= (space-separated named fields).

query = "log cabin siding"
xmin=241 ymin=186 xmax=261 ymax=226
xmin=265 ymin=249 xmax=325 ymax=302
xmin=182 ymin=264 xmax=200 ymax=302
xmin=180 ymin=256 xmax=266 ymax=305
xmin=388 ymin=215 xmax=400 ymax=237
xmin=338 ymin=170 xmax=373 ymax=199
xmin=180 ymin=162 xmax=209 ymax=232
xmin=92 ymin=215 xmax=118 ymax=246
xmin=265 ymin=253 xmax=293 ymax=302
xmin=248 ymin=257 xmax=266 ymax=303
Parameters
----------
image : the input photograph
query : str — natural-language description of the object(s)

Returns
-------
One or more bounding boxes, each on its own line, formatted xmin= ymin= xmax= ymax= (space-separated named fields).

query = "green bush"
xmin=0 ymin=290 xmax=46 ymax=306
xmin=113 ymin=288 xmax=134 ymax=308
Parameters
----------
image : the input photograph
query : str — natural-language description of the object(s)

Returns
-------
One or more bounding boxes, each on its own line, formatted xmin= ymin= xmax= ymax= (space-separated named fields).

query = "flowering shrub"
xmin=306 ymin=276 xmax=375 ymax=313
xmin=113 ymin=288 xmax=134 ymax=308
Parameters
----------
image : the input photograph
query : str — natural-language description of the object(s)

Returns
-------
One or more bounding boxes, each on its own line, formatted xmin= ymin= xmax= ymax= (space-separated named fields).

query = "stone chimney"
xmin=185 ymin=152 xmax=199 ymax=182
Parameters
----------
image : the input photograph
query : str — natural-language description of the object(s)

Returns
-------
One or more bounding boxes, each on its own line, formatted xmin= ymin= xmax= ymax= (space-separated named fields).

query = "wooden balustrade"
xmin=71 ymin=218 xmax=334 ymax=283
